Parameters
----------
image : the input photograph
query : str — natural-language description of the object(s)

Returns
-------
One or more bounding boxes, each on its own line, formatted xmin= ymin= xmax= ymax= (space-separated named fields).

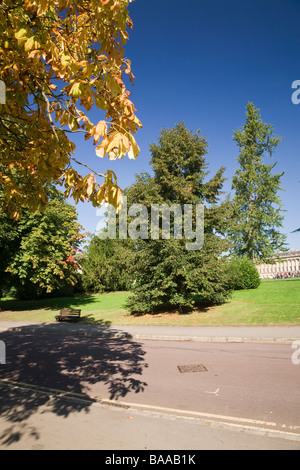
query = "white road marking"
xmin=1 ymin=378 xmax=300 ymax=441
xmin=204 ymin=388 xmax=220 ymax=395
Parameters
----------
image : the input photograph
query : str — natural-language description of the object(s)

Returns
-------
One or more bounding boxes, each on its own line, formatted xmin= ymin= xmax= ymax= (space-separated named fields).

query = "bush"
xmin=227 ymin=257 xmax=261 ymax=290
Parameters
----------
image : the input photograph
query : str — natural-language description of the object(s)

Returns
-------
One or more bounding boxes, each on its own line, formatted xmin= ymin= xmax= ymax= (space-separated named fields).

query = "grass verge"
xmin=0 ymin=279 xmax=299 ymax=326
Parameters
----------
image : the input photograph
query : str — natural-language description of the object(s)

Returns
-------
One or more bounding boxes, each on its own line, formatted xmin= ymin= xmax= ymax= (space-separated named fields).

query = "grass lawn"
xmin=0 ymin=278 xmax=299 ymax=326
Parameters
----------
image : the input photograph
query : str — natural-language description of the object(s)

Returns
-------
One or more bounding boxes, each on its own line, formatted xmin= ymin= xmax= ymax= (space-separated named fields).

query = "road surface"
xmin=0 ymin=326 xmax=299 ymax=450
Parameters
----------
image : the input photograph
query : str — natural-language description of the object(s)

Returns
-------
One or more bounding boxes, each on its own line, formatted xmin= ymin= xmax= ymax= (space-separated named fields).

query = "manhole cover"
xmin=177 ymin=364 xmax=208 ymax=373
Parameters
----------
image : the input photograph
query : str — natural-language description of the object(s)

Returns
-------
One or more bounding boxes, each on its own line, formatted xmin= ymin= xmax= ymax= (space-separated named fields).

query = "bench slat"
xmin=55 ymin=308 xmax=81 ymax=322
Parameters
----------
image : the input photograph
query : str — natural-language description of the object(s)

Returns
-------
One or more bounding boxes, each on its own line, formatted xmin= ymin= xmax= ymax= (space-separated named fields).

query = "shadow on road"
xmin=0 ymin=323 xmax=148 ymax=447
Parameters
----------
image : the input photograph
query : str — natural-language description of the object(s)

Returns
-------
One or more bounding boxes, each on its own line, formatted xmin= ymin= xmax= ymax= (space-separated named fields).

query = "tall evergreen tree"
xmin=125 ymin=123 xmax=231 ymax=314
xmin=229 ymin=103 xmax=286 ymax=261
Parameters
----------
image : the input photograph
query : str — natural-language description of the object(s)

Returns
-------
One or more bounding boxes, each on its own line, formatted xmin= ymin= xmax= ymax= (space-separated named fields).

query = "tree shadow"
xmin=0 ymin=293 xmax=97 ymax=312
xmin=130 ymin=303 xmax=211 ymax=317
xmin=79 ymin=314 xmax=112 ymax=325
xmin=0 ymin=323 xmax=148 ymax=447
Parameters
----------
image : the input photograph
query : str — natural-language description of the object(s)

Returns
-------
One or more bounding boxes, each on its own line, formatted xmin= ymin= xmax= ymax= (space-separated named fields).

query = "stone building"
xmin=256 ymin=250 xmax=300 ymax=279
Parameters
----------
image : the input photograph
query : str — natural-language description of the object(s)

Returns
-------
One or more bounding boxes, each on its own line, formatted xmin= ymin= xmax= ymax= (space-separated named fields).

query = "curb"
xmin=130 ymin=334 xmax=298 ymax=344
xmin=0 ymin=325 xmax=298 ymax=344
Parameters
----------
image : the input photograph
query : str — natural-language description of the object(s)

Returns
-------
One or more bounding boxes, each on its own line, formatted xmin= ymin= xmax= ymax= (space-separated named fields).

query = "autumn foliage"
xmin=0 ymin=0 xmax=141 ymax=218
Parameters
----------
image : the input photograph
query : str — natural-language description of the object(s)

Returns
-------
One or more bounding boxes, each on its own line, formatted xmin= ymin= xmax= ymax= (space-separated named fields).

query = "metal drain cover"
xmin=177 ymin=364 xmax=208 ymax=373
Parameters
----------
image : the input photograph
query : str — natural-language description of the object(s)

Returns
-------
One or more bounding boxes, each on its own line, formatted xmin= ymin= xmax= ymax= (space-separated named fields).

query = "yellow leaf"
xmin=96 ymin=186 xmax=105 ymax=205
xmin=96 ymin=146 xmax=105 ymax=158
xmin=128 ymin=139 xmax=140 ymax=160
xmin=115 ymin=187 xmax=123 ymax=213
xmin=93 ymin=120 xmax=107 ymax=144
xmin=86 ymin=174 xmax=95 ymax=197
xmin=37 ymin=0 xmax=50 ymax=15
xmin=15 ymin=28 xmax=28 ymax=40
xmin=107 ymin=150 xmax=117 ymax=160
xmin=24 ymin=36 xmax=35 ymax=52
xmin=70 ymin=82 xmax=82 ymax=97
xmin=106 ymin=74 xmax=122 ymax=98
xmin=61 ymin=54 xmax=71 ymax=66
xmin=28 ymin=50 xmax=40 ymax=59
xmin=106 ymin=133 xmax=122 ymax=154
xmin=120 ymin=29 xmax=129 ymax=45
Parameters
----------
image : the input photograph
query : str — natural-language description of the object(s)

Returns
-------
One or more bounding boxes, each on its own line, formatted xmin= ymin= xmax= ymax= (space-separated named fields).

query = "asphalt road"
xmin=0 ymin=327 xmax=300 ymax=450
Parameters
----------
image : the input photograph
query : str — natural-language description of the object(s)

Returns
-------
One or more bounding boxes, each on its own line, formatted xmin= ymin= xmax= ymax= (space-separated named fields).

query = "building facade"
xmin=256 ymin=250 xmax=300 ymax=279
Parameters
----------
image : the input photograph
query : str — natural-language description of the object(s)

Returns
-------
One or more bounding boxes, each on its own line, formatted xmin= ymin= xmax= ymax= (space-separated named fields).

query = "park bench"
xmin=55 ymin=308 xmax=81 ymax=323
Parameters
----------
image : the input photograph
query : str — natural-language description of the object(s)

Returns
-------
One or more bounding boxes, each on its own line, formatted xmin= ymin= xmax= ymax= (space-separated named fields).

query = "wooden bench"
xmin=55 ymin=308 xmax=81 ymax=323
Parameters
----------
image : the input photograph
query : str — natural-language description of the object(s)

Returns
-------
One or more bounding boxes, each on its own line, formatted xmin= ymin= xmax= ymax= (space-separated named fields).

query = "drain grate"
xmin=177 ymin=364 xmax=208 ymax=373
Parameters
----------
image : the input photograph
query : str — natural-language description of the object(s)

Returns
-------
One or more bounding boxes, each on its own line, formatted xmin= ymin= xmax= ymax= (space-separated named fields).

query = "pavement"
xmin=1 ymin=321 xmax=300 ymax=450
xmin=0 ymin=320 xmax=300 ymax=344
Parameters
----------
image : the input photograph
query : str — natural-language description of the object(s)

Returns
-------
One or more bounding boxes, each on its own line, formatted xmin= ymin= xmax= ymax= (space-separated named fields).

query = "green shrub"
xmin=227 ymin=257 xmax=261 ymax=290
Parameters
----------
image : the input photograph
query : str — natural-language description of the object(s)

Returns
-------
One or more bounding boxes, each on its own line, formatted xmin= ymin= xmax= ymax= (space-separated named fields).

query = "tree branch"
xmin=42 ymin=91 xmax=105 ymax=179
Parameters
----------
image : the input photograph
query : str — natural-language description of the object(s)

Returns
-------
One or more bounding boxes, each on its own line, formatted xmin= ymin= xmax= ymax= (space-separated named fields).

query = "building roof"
xmin=276 ymin=250 xmax=300 ymax=259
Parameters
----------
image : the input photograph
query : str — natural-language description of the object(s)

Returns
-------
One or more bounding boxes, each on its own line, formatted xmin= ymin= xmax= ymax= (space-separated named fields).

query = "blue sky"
xmin=71 ymin=0 xmax=300 ymax=249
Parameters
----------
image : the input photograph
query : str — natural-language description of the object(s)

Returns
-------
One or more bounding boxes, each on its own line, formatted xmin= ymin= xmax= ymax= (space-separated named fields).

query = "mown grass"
xmin=0 ymin=278 xmax=299 ymax=326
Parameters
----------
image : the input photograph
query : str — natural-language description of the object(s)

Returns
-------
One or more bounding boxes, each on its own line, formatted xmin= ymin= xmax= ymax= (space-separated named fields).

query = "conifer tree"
xmin=125 ymin=123 xmax=231 ymax=314
xmin=229 ymin=103 xmax=286 ymax=261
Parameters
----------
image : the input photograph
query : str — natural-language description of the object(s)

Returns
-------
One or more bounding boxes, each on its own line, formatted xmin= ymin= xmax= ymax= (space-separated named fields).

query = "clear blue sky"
xmin=71 ymin=0 xmax=300 ymax=249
